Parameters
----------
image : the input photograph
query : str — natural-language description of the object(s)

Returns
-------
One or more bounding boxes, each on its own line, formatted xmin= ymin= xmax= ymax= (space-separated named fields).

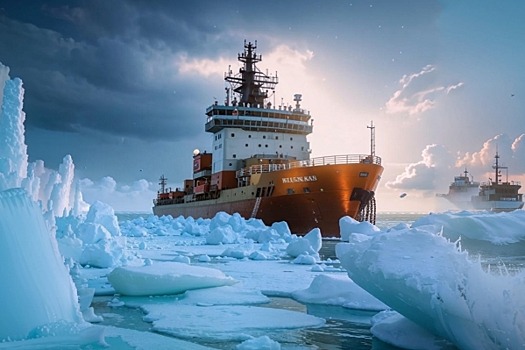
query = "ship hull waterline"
xmin=153 ymin=162 xmax=383 ymax=237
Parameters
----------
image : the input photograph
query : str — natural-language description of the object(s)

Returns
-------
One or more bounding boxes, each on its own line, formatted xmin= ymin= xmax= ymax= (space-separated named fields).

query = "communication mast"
xmin=367 ymin=121 xmax=376 ymax=158
xmin=158 ymin=175 xmax=168 ymax=194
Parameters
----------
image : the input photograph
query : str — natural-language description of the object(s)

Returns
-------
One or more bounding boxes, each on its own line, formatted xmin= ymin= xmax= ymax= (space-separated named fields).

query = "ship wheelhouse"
xmin=205 ymin=40 xmax=313 ymax=189
xmin=205 ymin=105 xmax=313 ymax=135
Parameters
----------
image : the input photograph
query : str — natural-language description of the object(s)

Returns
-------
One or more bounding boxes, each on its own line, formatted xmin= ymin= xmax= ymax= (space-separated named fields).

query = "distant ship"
xmin=436 ymin=169 xmax=480 ymax=209
xmin=471 ymin=153 xmax=523 ymax=211
xmin=438 ymin=153 xmax=523 ymax=212
xmin=153 ymin=41 xmax=384 ymax=236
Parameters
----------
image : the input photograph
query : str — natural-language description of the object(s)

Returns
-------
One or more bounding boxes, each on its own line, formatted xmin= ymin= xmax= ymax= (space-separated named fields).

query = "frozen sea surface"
xmin=76 ymin=212 xmax=425 ymax=350
xmin=81 ymin=212 xmax=427 ymax=350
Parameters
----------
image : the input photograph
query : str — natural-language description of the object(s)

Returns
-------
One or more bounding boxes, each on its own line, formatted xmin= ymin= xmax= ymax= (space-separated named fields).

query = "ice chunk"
xmin=0 ymin=189 xmax=83 ymax=341
xmin=412 ymin=210 xmax=525 ymax=245
xmin=286 ymin=228 xmax=322 ymax=258
xmin=85 ymin=201 xmax=120 ymax=237
xmin=337 ymin=226 xmax=525 ymax=349
xmin=142 ymin=304 xmax=325 ymax=341
xmin=236 ymin=335 xmax=281 ymax=350
xmin=292 ymin=274 xmax=387 ymax=311
xmin=0 ymin=74 xmax=27 ymax=190
xmin=108 ymin=261 xmax=237 ymax=296
xmin=206 ymin=224 xmax=239 ymax=244
xmin=371 ymin=310 xmax=452 ymax=350
xmin=339 ymin=215 xmax=380 ymax=241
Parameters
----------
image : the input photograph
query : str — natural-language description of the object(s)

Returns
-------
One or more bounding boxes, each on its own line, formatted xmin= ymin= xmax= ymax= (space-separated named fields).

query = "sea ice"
xmin=236 ymin=335 xmax=281 ymax=350
xmin=336 ymin=222 xmax=525 ymax=349
xmin=286 ymin=227 xmax=322 ymax=258
xmin=370 ymin=310 xmax=454 ymax=350
xmin=57 ymin=201 xmax=128 ymax=268
xmin=413 ymin=210 xmax=525 ymax=244
xmin=292 ymin=274 xmax=387 ymax=311
xmin=0 ymin=188 xmax=85 ymax=341
xmin=142 ymin=304 xmax=325 ymax=341
xmin=339 ymin=215 xmax=380 ymax=241
xmin=107 ymin=261 xmax=237 ymax=296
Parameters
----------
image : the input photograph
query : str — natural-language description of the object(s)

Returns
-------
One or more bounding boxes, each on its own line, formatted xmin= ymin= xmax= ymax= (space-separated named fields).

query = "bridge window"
xmin=287 ymin=188 xmax=295 ymax=195
xmin=303 ymin=187 xmax=311 ymax=193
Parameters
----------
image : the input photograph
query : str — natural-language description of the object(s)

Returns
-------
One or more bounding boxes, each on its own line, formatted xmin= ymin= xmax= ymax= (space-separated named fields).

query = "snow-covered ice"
xmin=0 ymin=189 xmax=85 ymax=341
xmin=291 ymin=274 xmax=387 ymax=311
xmin=336 ymin=215 xmax=525 ymax=349
xmin=108 ymin=261 xmax=237 ymax=296
xmin=143 ymin=304 xmax=325 ymax=341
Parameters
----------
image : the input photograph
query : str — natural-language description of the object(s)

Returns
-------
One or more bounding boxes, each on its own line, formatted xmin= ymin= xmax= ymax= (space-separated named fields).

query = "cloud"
xmin=175 ymin=43 xmax=315 ymax=104
xmin=79 ymin=176 xmax=156 ymax=212
xmin=177 ymin=54 xmax=232 ymax=77
xmin=385 ymin=144 xmax=455 ymax=191
xmin=385 ymin=65 xmax=464 ymax=116
xmin=387 ymin=134 xmax=525 ymax=196
xmin=457 ymin=133 xmax=525 ymax=174
xmin=0 ymin=4 xmax=231 ymax=143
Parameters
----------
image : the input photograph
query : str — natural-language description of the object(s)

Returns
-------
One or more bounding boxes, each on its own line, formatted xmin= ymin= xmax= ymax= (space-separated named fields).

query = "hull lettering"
xmin=282 ymin=175 xmax=318 ymax=184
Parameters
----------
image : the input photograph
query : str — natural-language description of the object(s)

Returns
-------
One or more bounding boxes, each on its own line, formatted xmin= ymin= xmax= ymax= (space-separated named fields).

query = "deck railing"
xmin=236 ymin=154 xmax=381 ymax=177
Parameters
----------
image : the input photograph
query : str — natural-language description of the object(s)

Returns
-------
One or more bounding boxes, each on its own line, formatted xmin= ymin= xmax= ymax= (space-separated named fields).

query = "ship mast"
xmin=225 ymin=40 xmax=278 ymax=107
xmin=367 ymin=121 xmax=376 ymax=158
xmin=493 ymin=152 xmax=508 ymax=184
xmin=158 ymin=175 xmax=168 ymax=194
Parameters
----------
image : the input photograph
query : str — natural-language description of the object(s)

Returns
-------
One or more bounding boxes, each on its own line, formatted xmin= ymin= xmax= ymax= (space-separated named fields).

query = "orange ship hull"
xmin=153 ymin=160 xmax=383 ymax=237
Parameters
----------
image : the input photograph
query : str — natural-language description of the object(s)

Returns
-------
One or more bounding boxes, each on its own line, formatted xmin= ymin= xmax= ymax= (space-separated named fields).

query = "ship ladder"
xmin=251 ymin=197 xmax=262 ymax=218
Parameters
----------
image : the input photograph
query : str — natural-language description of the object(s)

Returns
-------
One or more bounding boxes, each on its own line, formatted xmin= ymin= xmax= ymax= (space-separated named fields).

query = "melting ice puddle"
xmin=92 ymin=296 xmax=400 ymax=350
xmin=92 ymin=297 xmax=152 ymax=332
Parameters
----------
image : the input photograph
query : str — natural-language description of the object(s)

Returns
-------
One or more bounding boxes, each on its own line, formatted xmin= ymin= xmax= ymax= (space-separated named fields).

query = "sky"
xmin=1 ymin=0 xmax=524 ymax=212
